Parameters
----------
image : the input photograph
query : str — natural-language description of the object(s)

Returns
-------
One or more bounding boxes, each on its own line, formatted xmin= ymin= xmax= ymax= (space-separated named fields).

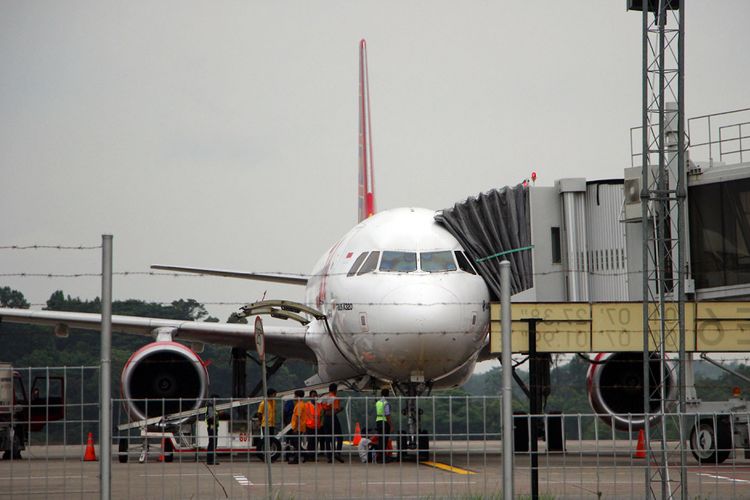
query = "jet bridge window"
xmin=347 ymin=252 xmax=370 ymax=277
xmin=454 ymin=251 xmax=477 ymax=275
xmin=357 ymin=251 xmax=380 ymax=275
xmin=420 ymin=251 xmax=457 ymax=272
xmin=379 ymin=251 xmax=417 ymax=272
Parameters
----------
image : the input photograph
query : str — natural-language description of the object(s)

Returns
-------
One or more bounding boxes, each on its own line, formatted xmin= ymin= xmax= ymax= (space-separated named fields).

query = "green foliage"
xmin=0 ymin=286 xmax=30 ymax=308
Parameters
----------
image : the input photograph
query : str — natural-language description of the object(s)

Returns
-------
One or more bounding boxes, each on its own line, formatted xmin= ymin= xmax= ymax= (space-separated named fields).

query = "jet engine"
xmin=121 ymin=341 xmax=209 ymax=422
xmin=587 ymin=352 xmax=675 ymax=431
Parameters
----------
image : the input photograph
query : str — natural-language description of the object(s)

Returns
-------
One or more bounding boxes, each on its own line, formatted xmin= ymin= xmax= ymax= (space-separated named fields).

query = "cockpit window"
xmin=455 ymin=251 xmax=477 ymax=275
xmin=357 ymin=251 xmax=380 ymax=275
xmin=379 ymin=251 xmax=417 ymax=272
xmin=420 ymin=251 xmax=457 ymax=272
xmin=347 ymin=252 xmax=369 ymax=277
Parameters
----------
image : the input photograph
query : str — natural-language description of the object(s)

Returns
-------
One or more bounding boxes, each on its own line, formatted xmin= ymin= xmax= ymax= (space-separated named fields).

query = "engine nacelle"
xmin=121 ymin=341 xmax=209 ymax=422
xmin=587 ymin=352 xmax=675 ymax=431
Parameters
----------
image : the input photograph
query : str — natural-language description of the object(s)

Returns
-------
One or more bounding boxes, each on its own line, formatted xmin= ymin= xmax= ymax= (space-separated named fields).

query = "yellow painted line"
xmin=422 ymin=461 xmax=477 ymax=475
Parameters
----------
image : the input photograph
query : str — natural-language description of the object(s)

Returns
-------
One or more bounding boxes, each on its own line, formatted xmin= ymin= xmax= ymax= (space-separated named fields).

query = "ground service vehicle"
xmin=0 ymin=363 xmax=65 ymax=460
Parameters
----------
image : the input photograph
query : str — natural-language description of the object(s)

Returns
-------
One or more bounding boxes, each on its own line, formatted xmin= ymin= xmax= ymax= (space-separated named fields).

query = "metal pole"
xmin=100 ymin=235 xmax=113 ymax=500
xmin=677 ymin=2 xmax=688 ymax=497
xmin=528 ymin=320 xmax=539 ymax=500
xmin=261 ymin=355 xmax=271 ymax=497
xmin=640 ymin=5 xmax=652 ymax=495
xmin=500 ymin=260 xmax=514 ymax=500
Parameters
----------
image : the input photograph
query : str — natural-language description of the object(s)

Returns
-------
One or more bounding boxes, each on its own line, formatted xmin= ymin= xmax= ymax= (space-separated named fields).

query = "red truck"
xmin=0 ymin=363 xmax=65 ymax=460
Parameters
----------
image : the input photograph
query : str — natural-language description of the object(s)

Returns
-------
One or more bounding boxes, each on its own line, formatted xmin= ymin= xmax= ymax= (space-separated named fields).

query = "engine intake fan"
xmin=587 ymin=352 xmax=675 ymax=431
xmin=121 ymin=341 xmax=209 ymax=423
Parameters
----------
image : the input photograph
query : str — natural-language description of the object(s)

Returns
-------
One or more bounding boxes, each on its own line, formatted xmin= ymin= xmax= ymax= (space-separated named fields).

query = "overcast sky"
xmin=2 ymin=1 xmax=749 ymax=368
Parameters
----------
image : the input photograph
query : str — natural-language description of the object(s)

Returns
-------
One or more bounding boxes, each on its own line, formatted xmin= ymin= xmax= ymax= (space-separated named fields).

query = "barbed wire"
xmin=0 ymin=244 xmax=101 ymax=250
xmin=0 ymin=267 xmax=690 ymax=279
xmin=0 ymin=271 xmax=205 ymax=278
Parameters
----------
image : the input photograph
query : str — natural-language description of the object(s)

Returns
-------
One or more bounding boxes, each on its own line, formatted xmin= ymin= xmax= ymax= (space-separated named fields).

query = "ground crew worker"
xmin=288 ymin=390 xmax=308 ymax=464
xmin=206 ymin=395 xmax=219 ymax=465
xmin=256 ymin=388 xmax=277 ymax=437
xmin=375 ymin=388 xmax=392 ymax=462
xmin=305 ymin=390 xmax=321 ymax=461
xmin=320 ymin=383 xmax=344 ymax=463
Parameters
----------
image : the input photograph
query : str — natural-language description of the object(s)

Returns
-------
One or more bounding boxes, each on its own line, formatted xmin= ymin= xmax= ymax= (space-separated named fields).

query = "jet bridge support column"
xmin=527 ymin=319 xmax=550 ymax=500
xmin=231 ymin=348 xmax=247 ymax=418
xmin=557 ymin=178 xmax=589 ymax=302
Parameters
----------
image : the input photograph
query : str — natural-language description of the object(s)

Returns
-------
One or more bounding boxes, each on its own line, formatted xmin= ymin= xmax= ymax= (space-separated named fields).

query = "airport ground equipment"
xmin=0 ymin=363 xmax=65 ymax=459
xmin=116 ymin=396 xmax=286 ymax=463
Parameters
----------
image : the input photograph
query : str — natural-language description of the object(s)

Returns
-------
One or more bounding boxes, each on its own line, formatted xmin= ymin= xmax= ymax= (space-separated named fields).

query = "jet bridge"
xmin=436 ymin=185 xmax=533 ymax=299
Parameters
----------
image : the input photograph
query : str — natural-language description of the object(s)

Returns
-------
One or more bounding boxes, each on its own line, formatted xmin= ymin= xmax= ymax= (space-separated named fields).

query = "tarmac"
xmin=2 ymin=441 xmax=750 ymax=499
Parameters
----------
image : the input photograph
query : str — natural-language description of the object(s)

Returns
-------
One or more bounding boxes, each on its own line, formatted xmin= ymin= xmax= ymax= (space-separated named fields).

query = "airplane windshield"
xmin=420 ymin=251 xmax=457 ymax=272
xmin=347 ymin=252 xmax=369 ymax=276
xmin=357 ymin=251 xmax=380 ymax=275
xmin=455 ymin=251 xmax=477 ymax=275
xmin=379 ymin=251 xmax=417 ymax=272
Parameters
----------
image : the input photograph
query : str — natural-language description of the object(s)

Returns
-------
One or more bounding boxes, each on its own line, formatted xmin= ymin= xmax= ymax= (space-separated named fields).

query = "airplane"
xmin=0 ymin=39 xmax=491 ymax=452
xmin=0 ymin=39 xmax=670 ymax=453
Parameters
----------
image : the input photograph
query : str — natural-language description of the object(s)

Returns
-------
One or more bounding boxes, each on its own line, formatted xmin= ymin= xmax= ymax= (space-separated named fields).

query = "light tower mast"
xmin=628 ymin=1 xmax=687 ymax=498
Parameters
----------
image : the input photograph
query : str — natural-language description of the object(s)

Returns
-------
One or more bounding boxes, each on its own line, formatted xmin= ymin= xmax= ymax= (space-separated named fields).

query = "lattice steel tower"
xmin=629 ymin=1 xmax=687 ymax=498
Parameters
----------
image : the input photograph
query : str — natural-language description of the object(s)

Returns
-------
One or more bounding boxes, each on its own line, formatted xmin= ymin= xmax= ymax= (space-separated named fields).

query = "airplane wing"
xmin=151 ymin=265 xmax=309 ymax=286
xmin=0 ymin=308 xmax=314 ymax=361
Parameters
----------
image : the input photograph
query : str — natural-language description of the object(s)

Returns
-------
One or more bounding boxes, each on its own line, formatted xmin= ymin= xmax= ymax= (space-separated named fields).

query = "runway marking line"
xmin=421 ymin=461 xmax=477 ymax=475
xmin=696 ymin=472 xmax=750 ymax=484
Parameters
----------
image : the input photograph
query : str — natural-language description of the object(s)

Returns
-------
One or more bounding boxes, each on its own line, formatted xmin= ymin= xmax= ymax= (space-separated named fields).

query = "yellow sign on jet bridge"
xmin=489 ymin=301 xmax=750 ymax=353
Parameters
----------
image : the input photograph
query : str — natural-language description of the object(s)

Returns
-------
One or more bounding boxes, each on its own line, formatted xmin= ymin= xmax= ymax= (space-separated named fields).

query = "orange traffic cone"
xmin=633 ymin=429 xmax=646 ymax=459
xmin=352 ymin=422 xmax=362 ymax=446
xmin=83 ymin=432 xmax=98 ymax=462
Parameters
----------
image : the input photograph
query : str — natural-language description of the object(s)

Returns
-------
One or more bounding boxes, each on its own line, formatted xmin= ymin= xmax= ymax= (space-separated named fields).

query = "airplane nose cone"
xmin=353 ymin=284 xmax=483 ymax=382
xmin=381 ymin=284 xmax=462 ymax=334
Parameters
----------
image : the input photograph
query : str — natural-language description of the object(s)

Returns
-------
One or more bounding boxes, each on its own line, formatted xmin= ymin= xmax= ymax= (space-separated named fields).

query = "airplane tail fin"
xmin=358 ymin=39 xmax=375 ymax=222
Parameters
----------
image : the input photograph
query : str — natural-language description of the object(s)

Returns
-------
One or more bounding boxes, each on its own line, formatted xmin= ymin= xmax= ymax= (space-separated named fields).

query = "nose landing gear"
xmin=395 ymin=380 xmax=432 ymax=462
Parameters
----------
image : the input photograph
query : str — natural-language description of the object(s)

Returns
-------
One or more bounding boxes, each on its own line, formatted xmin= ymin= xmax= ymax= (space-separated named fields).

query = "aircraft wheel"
xmin=10 ymin=432 xmax=22 ymax=460
xmin=258 ymin=437 xmax=281 ymax=462
xmin=690 ymin=417 xmax=732 ymax=464
xmin=163 ymin=438 xmax=174 ymax=463
xmin=118 ymin=438 xmax=128 ymax=463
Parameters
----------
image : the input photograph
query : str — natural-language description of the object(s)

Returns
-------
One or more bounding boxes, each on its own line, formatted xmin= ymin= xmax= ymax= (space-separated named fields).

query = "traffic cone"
xmin=83 ymin=432 xmax=98 ymax=462
xmin=633 ymin=429 xmax=646 ymax=459
xmin=352 ymin=422 xmax=362 ymax=446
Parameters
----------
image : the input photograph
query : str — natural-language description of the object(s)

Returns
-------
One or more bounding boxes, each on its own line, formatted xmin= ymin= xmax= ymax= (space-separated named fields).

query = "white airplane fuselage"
xmin=303 ymin=207 xmax=490 ymax=388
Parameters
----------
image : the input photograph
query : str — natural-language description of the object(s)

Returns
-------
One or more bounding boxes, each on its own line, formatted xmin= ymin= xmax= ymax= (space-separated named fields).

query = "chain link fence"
xmin=3 ymin=367 xmax=750 ymax=498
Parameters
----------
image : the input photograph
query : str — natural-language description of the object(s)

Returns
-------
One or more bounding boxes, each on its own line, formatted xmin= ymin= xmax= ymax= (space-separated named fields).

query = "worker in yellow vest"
xmin=256 ymin=388 xmax=277 ymax=438
xmin=375 ymin=388 xmax=392 ymax=463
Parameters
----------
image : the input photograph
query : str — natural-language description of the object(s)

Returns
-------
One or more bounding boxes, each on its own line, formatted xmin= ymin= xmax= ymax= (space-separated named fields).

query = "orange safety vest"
xmin=320 ymin=392 xmax=340 ymax=414
xmin=305 ymin=401 xmax=321 ymax=429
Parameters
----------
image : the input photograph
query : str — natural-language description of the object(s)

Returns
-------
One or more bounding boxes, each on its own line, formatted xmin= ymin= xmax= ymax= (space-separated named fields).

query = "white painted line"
xmin=696 ymin=472 xmax=750 ymax=484
xmin=380 ymin=481 xmax=477 ymax=485
xmin=2 ymin=475 xmax=85 ymax=481
xmin=233 ymin=474 xmax=252 ymax=486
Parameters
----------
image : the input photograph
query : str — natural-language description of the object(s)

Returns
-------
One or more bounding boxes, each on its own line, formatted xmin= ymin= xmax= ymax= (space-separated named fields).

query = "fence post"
xmin=500 ymin=260 xmax=514 ymax=499
xmin=100 ymin=235 xmax=113 ymax=500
